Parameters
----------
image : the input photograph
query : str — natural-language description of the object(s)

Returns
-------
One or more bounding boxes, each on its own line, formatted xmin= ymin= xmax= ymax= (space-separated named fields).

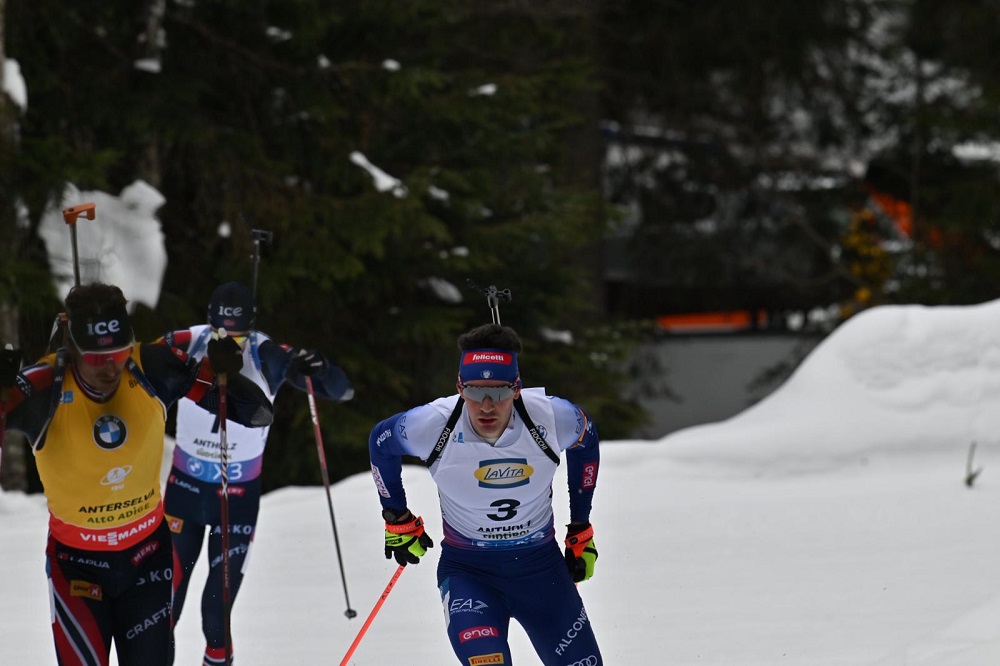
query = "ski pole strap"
xmin=384 ymin=514 xmax=425 ymax=536
xmin=424 ymin=398 xmax=465 ymax=468
xmin=565 ymin=524 xmax=595 ymax=557
xmin=514 ymin=397 xmax=560 ymax=465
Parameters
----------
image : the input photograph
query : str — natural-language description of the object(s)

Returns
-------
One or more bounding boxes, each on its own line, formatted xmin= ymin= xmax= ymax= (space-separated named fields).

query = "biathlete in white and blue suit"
xmin=161 ymin=281 xmax=354 ymax=666
xmin=369 ymin=323 xmax=603 ymax=666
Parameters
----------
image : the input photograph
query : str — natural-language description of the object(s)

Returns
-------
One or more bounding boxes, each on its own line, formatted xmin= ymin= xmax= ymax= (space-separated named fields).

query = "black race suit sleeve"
xmin=256 ymin=338 xmax=354 ymax=401
xmin=137 ymin=343 xmax=273 ymax=427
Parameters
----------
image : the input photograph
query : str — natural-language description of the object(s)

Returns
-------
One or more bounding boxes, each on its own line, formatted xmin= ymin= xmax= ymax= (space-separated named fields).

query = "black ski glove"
xmin=291 ymin=348 xmax=327 ymax=376
xmin=0 ymin=346 xmax=22 ymax=389
xmin=207 ymin=335 xmax=243 ymax=377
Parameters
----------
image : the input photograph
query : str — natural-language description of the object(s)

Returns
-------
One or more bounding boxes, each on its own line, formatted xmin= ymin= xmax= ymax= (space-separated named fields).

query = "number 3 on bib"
xmin=486 ymin=498 xmax=520 ymax=521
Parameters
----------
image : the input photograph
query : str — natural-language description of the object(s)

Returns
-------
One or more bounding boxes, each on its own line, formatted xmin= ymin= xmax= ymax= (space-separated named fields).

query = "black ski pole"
xmin=247 ymin=227 xmax=355 ymax=617
xmin=305 ymin=376 xmax=357 ymax=618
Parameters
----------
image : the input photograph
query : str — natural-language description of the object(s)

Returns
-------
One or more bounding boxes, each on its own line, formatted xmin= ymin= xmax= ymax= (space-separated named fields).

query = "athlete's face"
xmin=71 ymin=346 xmax=131 ymax=394
xmin=459 ymin=380 xmax=520 ymax=440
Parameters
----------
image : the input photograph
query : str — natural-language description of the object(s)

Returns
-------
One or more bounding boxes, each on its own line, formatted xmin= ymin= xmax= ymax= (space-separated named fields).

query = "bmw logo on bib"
xmin=93 ymin=415 xmax=128 ymax=450
xmin=187 ymin=459 xmax=204 ymax=476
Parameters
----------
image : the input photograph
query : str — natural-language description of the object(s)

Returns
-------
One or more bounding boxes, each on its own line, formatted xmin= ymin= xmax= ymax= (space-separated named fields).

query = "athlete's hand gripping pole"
xmin=383 ymin=509 xmax=434 ymax=565
xmin=337 ymin=565 xmax=405 ymax=666
xmin=305 ymin=375 xmax=357 ymax=619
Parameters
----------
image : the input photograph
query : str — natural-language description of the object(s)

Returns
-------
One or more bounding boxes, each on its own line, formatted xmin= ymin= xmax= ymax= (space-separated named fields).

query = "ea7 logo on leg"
xmin=459 ymin=625 xmax=499 ymax=643
xmin=468 ymin=654 xmax=504 ymax=665
xmin=450 ymin=598 xmax=489 ymax=614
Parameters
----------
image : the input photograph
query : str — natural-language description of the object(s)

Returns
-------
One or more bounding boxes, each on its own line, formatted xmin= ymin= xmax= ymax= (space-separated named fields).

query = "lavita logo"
xmin=474 ymin=458 xmax=534 ymax=489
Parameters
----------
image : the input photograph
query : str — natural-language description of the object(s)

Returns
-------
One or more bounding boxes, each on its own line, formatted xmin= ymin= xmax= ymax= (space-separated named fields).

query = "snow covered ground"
xmin=3 ymin=299 xmax=1000 ymax=665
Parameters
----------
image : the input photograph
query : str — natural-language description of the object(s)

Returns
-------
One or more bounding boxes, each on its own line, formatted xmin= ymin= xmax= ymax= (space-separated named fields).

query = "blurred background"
xmin=3 ymin=0 xmax=1000 ymax=492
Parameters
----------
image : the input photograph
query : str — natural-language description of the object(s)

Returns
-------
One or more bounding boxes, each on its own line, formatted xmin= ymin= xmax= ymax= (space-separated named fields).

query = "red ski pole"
xmin=216 ymin=331 xmax=234 ymax=666
xmin=338 ymin=565 xmax=405 ymax=666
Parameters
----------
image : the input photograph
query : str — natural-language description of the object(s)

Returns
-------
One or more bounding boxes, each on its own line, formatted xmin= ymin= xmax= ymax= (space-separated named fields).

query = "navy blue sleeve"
xmin=136 ymin=342 xmax=202 ymax=405
xmin=138 ymin=343 xmax=273 ymax=427
xmin=4 ymin=360 xmax=60 ymax=449
xmin=257 ymin=339 xmax=353 ymax=401
xmin=564 ymin=408 xmax=600 ymax=524
xmin=369 ymin=412 xmax=411 ymax=512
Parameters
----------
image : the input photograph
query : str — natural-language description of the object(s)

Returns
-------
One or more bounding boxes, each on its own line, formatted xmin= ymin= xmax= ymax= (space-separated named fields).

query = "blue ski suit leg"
xmin=164 ymin=470 xmax=260 ymax=650
xmin=437 ymin=539 xmax=602 ymax=666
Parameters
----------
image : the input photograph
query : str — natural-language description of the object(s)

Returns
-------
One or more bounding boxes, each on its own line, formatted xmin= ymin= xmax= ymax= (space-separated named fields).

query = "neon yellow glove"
xmin=564 ymin=523 xmax=598 ymax=583
xmin=383 ymin=509 xmax=434 ymax=566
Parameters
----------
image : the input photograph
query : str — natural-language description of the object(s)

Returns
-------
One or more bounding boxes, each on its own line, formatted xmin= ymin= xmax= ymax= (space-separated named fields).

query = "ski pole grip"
xmin=62 ymin=202 xmax=96 ymax=225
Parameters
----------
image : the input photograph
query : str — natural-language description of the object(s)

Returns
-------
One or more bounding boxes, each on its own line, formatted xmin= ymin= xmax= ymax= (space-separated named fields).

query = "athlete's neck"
xmin=72 ymin=365 xmax=116 ymax=402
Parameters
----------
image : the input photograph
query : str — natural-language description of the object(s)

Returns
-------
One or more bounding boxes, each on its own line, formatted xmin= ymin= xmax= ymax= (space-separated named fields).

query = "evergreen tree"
xmin=597 ymin=0 xmax=1000 ymax=319
xmin=6 ymin=0 xmax=644 ymax=488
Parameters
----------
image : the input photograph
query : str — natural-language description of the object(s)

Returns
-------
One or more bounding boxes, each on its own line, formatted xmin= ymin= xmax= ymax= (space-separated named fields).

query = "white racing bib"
xmin=173 ymin=326 xmax=276 ymax=483
xmin=429 ymin=390 xmax=563 ymax=549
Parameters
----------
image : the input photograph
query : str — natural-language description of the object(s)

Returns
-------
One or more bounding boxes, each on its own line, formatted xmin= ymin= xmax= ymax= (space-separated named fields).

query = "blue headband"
xmin=459 ymin=348 xmax=519 ymax=384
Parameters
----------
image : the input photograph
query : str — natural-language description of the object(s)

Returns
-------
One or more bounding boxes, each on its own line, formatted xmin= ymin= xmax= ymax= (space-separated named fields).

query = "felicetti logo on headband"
xmin=463 ymin=351 xmax=513 ymax=365
xmin=459 ymin=348 xmax=519 ymax=383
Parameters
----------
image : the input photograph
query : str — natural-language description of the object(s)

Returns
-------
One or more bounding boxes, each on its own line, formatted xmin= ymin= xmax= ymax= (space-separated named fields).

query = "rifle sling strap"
xmin=425 ymin=396 xmax=560 ymax=467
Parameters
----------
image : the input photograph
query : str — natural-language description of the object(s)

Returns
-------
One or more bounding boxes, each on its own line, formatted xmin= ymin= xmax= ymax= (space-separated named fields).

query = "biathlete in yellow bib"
xmin=0 ymin=283 xmax=273 ymax=666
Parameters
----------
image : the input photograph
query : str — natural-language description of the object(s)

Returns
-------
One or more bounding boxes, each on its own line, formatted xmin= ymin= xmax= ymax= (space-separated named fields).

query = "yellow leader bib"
xmin=36 ymin=349 xmax=167 ymax=550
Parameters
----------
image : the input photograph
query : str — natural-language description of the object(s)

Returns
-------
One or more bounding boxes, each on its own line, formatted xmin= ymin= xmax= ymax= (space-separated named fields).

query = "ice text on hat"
xmin=86 ymin=319 xmax=122 ymax=336
xmin=214 ymin=305 xmax=246 ymax=319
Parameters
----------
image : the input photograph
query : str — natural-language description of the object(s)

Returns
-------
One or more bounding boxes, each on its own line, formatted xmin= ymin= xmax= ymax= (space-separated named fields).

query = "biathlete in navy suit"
xmin=160 ymin=281 xmax=353 ymax=666
xmin=369 ymin=323 xmax=603 ymax=666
